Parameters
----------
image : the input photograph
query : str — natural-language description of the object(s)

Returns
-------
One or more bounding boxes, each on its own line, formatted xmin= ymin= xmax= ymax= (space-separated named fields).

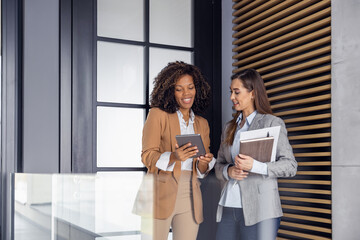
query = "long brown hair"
xmin=224 ymin=69 xmax=273 ymax=145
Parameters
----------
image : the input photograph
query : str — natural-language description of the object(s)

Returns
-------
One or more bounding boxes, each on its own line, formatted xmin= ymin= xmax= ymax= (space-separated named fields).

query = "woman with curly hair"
xmin=141 ymin=61 xmax=216 ymax=240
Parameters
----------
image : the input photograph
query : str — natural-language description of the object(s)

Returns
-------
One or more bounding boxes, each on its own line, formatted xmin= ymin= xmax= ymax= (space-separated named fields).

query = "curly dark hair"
xmin=150 ymin=61 xmax=211 ymax=115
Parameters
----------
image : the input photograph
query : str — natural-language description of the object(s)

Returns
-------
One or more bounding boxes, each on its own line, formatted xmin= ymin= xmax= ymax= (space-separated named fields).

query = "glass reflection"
xmin=13 ymin=172 xmax=149 ymax=239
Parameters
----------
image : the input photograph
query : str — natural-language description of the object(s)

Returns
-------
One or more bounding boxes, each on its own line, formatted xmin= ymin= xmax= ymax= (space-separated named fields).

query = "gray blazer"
xmin=215 ymin=113 xmax=297 ymax=226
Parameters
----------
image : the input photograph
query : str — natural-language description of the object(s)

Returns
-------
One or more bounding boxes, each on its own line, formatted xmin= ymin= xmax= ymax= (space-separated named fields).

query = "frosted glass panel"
xmin=150 ymin=0 xmax=193 ymax=47
xmin=95 ymin=172 xmax=143 ymax=233
xmin=97 ymin=42 xmax=144 ymax=104
xmin=96 ymin=237 xmax=140 ymax=240
xmin=97 ymin=0 xmax=144 ymax=41
xmin=97 ymin=107 xmax=145 ymax=167
xmin=14 ymin=173 xmax=148 ymax=239
xmin=149 ymin=47 xmax=193 ymax=99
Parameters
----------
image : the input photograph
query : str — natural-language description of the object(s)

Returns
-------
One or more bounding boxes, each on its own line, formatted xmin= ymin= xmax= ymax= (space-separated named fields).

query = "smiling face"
xmin=174 ymin=74 xmax=196 ymax=115
xmin=230 ymin=78 xmax=255 ymax=116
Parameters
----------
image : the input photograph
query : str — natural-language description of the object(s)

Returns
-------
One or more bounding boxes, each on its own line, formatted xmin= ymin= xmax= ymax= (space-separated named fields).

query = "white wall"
xmin=222 ymin=0 xmax=235 ymax=127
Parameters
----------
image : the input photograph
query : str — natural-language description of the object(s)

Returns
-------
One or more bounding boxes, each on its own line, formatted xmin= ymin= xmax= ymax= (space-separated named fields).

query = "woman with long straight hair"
xmin=215 ymin=69 xmax=297 ymax=240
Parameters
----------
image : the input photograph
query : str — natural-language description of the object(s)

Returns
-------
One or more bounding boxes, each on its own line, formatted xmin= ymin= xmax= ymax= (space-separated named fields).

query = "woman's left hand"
xmin=197 ymin=153 xmax=214 ymax=173
xmin=234 ymin=154 xmax=254 ymax=172
xmin=198 ymin=153 xmax=213 ymax=164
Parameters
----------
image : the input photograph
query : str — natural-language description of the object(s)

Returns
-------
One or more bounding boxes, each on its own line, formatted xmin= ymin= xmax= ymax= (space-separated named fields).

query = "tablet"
xmin=175 ymin=134 xmax=206 ymax=158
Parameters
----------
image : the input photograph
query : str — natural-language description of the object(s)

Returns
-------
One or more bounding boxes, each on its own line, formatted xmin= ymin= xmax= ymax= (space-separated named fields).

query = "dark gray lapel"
xmin=248 ymin=113 xmax=265 ymax=131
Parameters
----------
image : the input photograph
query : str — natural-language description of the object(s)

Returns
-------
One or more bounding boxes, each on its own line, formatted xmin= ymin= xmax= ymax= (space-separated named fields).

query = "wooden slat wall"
xmin=232 ymin=1 xmax=331 ymax=239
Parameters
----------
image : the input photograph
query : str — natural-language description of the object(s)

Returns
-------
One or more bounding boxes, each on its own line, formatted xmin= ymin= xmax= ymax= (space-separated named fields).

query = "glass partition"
xmin=12 ymin=172 xmax=165 ymax=240
xmin=97 ymin=0 xmax=144 ymax=41
xmin=97 ymin=42 xmax=145 ymax=105
xmin=97 ymin=107 xmax=145 ymax=168
xmin=150 ymin=0 xmax=193 ymax=47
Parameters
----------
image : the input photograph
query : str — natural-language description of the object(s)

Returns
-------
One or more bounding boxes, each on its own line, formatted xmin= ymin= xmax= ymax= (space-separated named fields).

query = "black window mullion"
xmin=97 ymin=102 xmax=147 ymax=109
xmin=97 ymin=36 xmax=145 ymax=46
xmin=96 ymin=167 xmax=147 ymax=172
xmin=97 ymin=36 xmax=194 ymax=52
xmin=93 ymin=0 xmax=99 ymax=173
xmin=148 ymin=42 xmax=194 ymax=52
xmin=145 ymin=0 xmax=150 ymax=117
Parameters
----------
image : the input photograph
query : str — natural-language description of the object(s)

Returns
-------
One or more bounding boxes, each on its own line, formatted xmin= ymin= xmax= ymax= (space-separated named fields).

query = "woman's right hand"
xmin=228 ymin=166 xmax=248 ymax=180
xmin=171 ymin=143 xmax=198 ymax=162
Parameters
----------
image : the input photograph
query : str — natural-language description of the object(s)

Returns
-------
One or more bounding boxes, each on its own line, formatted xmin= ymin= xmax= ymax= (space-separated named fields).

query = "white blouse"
xmin=155 ymin=109 xmax=216 ymax=178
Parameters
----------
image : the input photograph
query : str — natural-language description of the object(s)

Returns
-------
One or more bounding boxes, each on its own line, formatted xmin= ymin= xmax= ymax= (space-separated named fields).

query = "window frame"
xmin=71 ymin=0 xmax=222 ymax=174
xmin=94 ymin=0 xmax=195 ymax=172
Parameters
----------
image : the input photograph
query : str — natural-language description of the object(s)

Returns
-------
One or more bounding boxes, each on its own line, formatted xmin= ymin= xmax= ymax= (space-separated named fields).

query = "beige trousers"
xmin=141 ymin=171 xmax=199 ymax=240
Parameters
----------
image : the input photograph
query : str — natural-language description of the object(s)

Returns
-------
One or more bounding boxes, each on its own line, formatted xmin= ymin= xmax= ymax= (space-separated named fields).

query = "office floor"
xmin=15 ymin=212 xmax=51 ymax=240
xmin=15 ymin=212 xmax=173 ymax=240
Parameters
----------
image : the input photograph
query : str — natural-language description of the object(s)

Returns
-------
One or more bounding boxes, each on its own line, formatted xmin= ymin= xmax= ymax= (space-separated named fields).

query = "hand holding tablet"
xmin=175 ymin=134 xmax=206 ymax=158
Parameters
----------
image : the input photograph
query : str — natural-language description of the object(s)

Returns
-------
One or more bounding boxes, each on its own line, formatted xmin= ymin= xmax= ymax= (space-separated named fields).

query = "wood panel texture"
xmin=232 ymin=1 xmax=331 ymax=239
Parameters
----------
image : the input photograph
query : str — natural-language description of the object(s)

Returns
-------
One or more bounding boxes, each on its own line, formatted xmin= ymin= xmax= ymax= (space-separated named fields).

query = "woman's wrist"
xmin=227 ymin=165 xmax=233 ymax=179
xmin=197 ymin=160 xmax=209 ymax=173
xmin=169 ymin=152 xmax=178 ymax=166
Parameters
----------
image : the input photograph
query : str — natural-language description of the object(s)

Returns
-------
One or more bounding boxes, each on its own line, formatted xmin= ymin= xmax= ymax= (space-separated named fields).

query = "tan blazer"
xmin=142 ymin=107 xmax=210 ymax=224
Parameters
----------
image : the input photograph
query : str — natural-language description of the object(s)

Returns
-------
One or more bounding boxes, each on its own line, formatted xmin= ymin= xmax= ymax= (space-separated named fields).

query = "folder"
xmin=240 ymin=136 xmax=274 ymax=163
xmin=239 ymin=126 xmax=280 ymax=162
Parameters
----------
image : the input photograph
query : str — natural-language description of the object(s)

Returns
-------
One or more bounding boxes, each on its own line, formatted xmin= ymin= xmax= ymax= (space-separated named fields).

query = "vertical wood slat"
xmin=233 ymin=1 xmax=331 ymax=239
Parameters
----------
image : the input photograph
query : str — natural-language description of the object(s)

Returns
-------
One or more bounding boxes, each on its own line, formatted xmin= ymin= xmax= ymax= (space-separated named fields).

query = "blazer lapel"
xmin=223 ymin=113 xmax=265 ymax=164
xmin=248 ymin=113 xmax=264 ymax=131
xmin=169 ymin=112 xmax=181 ymax=151
xmin=193 ymin=117 xmax=199 ymax=134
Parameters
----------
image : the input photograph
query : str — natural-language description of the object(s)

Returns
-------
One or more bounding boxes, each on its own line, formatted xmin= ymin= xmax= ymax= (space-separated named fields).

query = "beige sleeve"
xmin=141 ymin=108 xmax=164 ymax=173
